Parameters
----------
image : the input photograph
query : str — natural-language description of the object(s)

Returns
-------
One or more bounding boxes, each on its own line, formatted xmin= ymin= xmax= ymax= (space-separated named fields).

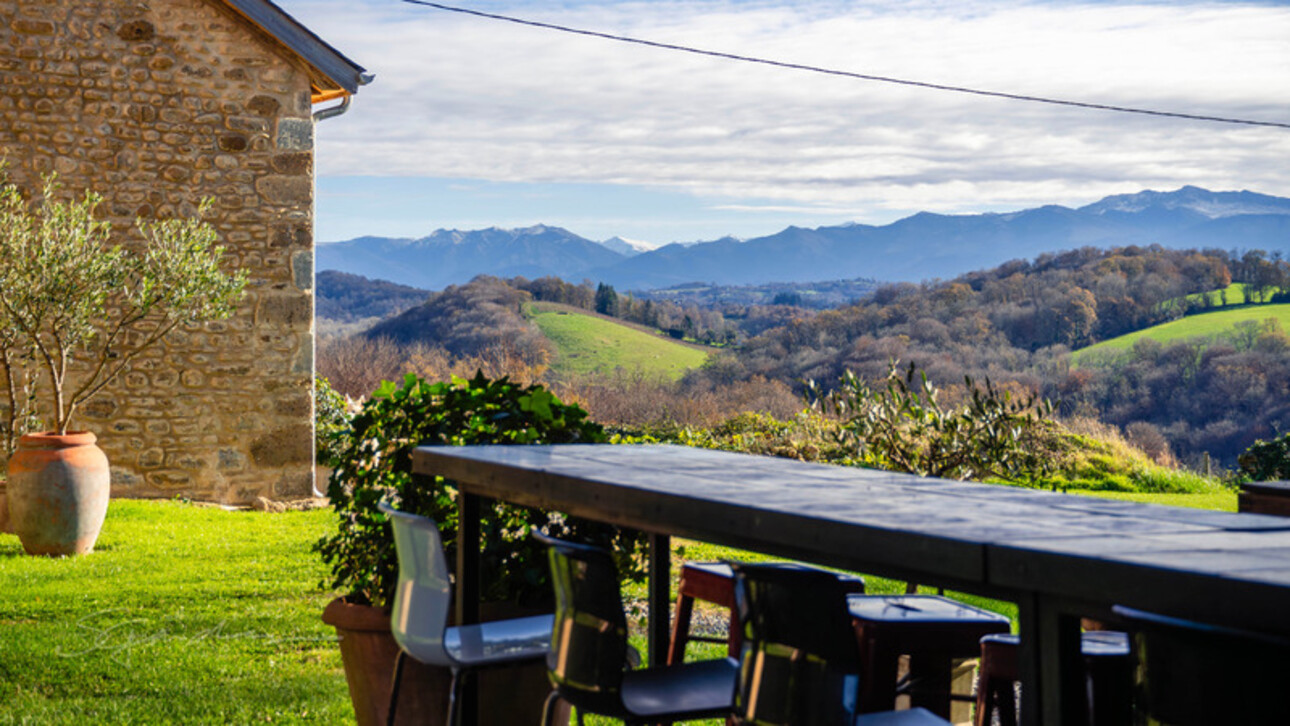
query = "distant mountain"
xmin=588 ymin=187 xmax=1290 ymax=289
xmin=599 ymin=236 xmax=657 ymax=256
xmin=316 ymin=270 xmax=429 ymax=322
xmin=317 ymin=187 xmax=1290 ymax=290
xmin=317 ymin=225 xmax=624 ymax=290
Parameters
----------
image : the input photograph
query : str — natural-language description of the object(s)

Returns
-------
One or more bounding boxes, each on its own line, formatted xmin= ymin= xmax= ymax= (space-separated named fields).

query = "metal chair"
xmin=1113 ymin=605 xmax=1290 ymax=726
xmin=974 ymin=631 xmax=1131 ymax=726
xmin=730 ymin=562 xmax=952 ymax=726
xmin=379 ymin=501 xmax=553 ymax=726
xmin=534 ymin=531 xmax=738 ymax=725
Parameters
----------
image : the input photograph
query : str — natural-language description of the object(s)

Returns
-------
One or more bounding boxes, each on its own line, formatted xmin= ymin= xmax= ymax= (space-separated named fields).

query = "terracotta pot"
xmin=6 ymin=431 xmax=110 ymax=556
xmin=322 ymin=597 xmax=567 ymax=726
xmin=0 ymin=480 xmax=11 ymax=534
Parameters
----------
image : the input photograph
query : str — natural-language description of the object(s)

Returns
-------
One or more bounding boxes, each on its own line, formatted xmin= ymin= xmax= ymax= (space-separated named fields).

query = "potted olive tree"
xmin=316 ymin=371 xmax=645 ymax=725
xmin=0 ymin=173 xmax=246 ymax=554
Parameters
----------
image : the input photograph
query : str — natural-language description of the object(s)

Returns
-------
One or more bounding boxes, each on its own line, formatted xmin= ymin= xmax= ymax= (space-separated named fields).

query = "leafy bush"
xmin=1238 ymin=433 xmax=1290 ymax=482
xmin=663 ymin=410 xmax=843 ymax=463
xmin=314 ymin=376 xmax=352 ymax=467
xmin=809 ymin=362 xmax=1056 ymax=484
xmin=314 ymin=371 xmax=646 ymax=609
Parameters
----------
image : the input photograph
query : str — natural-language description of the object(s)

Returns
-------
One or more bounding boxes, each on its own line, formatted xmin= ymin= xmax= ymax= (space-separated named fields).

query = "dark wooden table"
xmin=412 ymin=443 xmax=1290 ymax=724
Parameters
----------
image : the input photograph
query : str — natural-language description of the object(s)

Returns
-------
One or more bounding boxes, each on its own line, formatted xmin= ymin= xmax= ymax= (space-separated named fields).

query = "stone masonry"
xmin=0 ymin=0 xmax=330 ymax=502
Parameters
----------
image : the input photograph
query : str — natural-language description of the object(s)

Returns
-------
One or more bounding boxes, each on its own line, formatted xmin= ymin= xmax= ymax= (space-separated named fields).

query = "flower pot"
xmin=322 ymin=597 xmax=567 ymax=726
xmin=6 ymin=431 xmax=110 ymax=556
xmin=0 ymin=481 xmax=11 ymax=534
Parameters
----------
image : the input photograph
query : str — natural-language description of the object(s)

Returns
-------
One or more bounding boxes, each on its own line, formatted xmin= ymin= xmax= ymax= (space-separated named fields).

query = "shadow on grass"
xmin=0 ymin=541 xmax=115 ymax=556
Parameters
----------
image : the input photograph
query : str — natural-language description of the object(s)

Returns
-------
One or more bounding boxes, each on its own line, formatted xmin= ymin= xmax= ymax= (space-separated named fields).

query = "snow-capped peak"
xmin=600 ymin=236 xmax=658 ymax=256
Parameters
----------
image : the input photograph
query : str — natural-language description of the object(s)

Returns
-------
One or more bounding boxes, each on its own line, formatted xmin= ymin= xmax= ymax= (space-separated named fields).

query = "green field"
xmin=1176 ymin=282 xmax=1284 ymax=309
xmin=1074 ymin=303 xmax=1290 ymax=365
xmin=528 ymin=302 xmax=710 ymax=380
xmin=0 ymin=501 xmax=348 ymax=724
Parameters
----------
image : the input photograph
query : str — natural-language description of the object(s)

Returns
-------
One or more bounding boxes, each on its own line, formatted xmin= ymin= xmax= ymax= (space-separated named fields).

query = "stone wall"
xmin=0 ymin=0 xmax=317 ymax=502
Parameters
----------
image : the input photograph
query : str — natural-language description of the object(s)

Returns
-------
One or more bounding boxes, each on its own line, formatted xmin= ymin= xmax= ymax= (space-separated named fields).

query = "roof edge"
xmin=221 ymin=0 xmax=371 ymax=95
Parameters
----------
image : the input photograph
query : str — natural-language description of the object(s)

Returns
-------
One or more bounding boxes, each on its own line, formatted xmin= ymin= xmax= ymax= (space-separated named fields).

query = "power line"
xmin=400 ymin=0 xmax=1290 ymax=130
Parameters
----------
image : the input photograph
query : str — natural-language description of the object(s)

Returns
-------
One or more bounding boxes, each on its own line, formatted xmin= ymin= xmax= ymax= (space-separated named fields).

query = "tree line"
xmin=691 ymin=245 xmax=1289 ymax=466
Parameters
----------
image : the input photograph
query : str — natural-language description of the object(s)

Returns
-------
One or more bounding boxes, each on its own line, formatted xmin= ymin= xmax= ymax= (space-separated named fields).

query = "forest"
xmin=317 ymin=246 xmax=1290 ymax=468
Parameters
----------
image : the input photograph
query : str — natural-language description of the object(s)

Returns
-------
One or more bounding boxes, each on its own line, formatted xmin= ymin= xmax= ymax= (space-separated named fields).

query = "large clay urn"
xmin=6 ymin=431 xmax=111 ymax=556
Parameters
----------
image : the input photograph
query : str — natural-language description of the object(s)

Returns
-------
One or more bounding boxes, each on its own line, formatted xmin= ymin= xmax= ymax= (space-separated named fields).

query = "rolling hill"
xmin=1074 ymin=303 xmax=1290 ymax=365
xmin=527 ymin=302 xmax=710 ymax=380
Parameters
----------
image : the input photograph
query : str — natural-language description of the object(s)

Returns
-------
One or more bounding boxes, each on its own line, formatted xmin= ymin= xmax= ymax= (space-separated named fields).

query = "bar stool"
xmin=1113 ymin=605 xmax=1290 ymax=725
xmin=974 ymin=631 xmax=1132 ymax=726
xmin=730 ymin=562 xmax=952 ymax=726
xmin=849 ymin=595 xmax=1010 ymax=720
xmin=667 ymin=561 xmax=866 ymax=664
xmin=534 ymin=533 xmax=737 ymax=726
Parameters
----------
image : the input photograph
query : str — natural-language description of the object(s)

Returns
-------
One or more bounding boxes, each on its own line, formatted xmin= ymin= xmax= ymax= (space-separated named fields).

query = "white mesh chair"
xmin=379 ymin=501 xmax=553 ymax=726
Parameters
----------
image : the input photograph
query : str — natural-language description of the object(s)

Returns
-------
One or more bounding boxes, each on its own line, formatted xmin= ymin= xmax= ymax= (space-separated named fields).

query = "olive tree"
xmin=0 ymin=173 xmax=248 ymax=436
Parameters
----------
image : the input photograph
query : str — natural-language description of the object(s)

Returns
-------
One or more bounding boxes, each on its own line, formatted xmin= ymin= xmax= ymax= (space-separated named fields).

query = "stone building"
xmin=0 ymin=0 xmax=368 ymax=502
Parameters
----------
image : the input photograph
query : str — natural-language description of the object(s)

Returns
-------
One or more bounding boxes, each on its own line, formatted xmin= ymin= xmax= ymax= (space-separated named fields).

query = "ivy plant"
xmin=314 ymin=371 xmax=647 ymax=609
xmin=1238 ymin=432 xmax=1290 ymax=482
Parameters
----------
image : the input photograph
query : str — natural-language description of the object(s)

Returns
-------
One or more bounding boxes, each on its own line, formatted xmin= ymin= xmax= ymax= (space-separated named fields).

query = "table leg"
xmin=1018 ymin=593 xmax=1084 ymax=725
xmin=455 ymin=488 xmax=481 ymax=627
xmin=649 ymin=533 xmax=671 ymax=667
xmin=455 ymin=486 xmax=481 ymax=725
xmin=906 ymin=653 xmax=953 ymax=720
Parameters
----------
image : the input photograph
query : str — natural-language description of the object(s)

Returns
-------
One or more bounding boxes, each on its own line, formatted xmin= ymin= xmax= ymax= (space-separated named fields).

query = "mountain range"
xmin=316 ymin=186 xmax=1290 ymax=291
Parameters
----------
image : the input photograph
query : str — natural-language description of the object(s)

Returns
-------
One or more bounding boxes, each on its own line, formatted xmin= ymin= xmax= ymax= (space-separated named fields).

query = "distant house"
xmin=0 ymin=0 xmax=369 ymax=502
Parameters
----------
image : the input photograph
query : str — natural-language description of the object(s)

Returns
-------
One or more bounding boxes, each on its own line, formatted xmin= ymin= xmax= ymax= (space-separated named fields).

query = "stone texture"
xmin=0 ymin=0 xmax=318 ymax=504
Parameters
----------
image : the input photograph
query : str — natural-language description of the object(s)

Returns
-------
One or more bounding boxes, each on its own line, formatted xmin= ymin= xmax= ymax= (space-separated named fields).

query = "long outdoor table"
xmin=412 ymin=443 xmax=1290 ymax=724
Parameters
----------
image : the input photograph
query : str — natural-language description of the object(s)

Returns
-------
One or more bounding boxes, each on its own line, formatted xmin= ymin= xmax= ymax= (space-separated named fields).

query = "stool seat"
xmin=849 ymin=595 xmax=1011 ymax=720
xmin=975 ymin=631 xmax=1132 ymax=726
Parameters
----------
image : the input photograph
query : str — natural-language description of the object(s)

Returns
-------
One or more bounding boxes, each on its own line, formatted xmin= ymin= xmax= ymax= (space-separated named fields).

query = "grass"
xmin=1176 ymin=282 xmax=1285 ymax=309
xmin=0 ymin=500 xmax=348 ymax=725
xmin=0 ymin=484 xmax=1239 ymax=724
xmin=1073 ymin=302 xmax=1290 ymax=365
xmin=527 ymin=302 xmax=710 ymax=380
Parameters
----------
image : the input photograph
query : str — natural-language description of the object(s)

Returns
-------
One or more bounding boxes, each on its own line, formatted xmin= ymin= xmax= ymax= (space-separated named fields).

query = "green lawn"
xmin=1074 ymin=302 xmax=1290 ymax=365
xmin=527 ymin=302 xmax=710 ymax=380
xmin=0 ymin=487 xmax=1239 ymax=724
xmin=0 ymin=500 xmax=348 ymax=724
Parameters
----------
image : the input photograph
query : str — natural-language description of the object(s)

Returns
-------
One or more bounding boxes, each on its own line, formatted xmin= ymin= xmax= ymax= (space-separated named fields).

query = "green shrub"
xmin=314 ymin=371 xmax=646 ymax=609
xmin=314 ymin=375 xmax=351 ymax=467
xmin=809 ymin=362 xmax=1056 ymax=483
xmin=1238 ymin=433 xmax=1290 ymax=482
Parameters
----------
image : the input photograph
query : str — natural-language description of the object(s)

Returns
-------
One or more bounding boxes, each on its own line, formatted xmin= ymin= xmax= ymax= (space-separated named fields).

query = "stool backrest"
xmin=379 ymin=501 xmax=455 ymax=667
xmin=730 ymin=562 xmax=862 ymax=726
xmin=533 ymin=530 xmax=631 ymax=718
xmin=1113 ymin=605 xmax=1290 ymax=725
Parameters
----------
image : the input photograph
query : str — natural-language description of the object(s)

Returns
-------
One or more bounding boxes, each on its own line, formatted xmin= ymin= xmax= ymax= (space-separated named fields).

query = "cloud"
xmin=292 ymin=0 xmax=1290 ymax=216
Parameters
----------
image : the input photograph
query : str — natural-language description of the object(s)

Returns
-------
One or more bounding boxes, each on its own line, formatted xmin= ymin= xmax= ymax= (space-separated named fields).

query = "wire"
xmin=400 ymin=0 xmax=1290 ymax=130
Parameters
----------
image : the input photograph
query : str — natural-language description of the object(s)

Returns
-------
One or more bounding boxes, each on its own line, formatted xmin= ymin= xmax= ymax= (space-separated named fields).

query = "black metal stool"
xmin=668 ymin=561 xmax=866 ymax=664
xmin=974 ymin=631 xmax=1132 ymax=726
xmin=848 ymin=595 xmax=1011 ymax=721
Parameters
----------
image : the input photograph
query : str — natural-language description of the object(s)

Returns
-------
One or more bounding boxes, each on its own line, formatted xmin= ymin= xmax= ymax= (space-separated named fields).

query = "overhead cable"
xmin=400 ymin=0 xmax=1289 ymax=130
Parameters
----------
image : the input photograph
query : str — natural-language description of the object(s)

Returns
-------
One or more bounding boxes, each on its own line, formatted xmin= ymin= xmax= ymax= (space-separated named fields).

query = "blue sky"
xmin=283 ymin=0 xmax=1290 ymax=245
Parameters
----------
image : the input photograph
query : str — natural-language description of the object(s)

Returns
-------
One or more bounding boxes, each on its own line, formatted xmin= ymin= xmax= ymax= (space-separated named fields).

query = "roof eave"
xmin=220 ymin=0 xmax=371 ymax=97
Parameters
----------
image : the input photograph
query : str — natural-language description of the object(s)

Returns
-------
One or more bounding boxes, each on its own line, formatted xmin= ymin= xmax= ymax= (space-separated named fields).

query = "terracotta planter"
xmin=0 ymin=480 xmax=11 ymax=534
xmin=6 ymin=431 xmax=110 ymax=556
xmin=322 ymin=597 xmax=566 ymax=726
